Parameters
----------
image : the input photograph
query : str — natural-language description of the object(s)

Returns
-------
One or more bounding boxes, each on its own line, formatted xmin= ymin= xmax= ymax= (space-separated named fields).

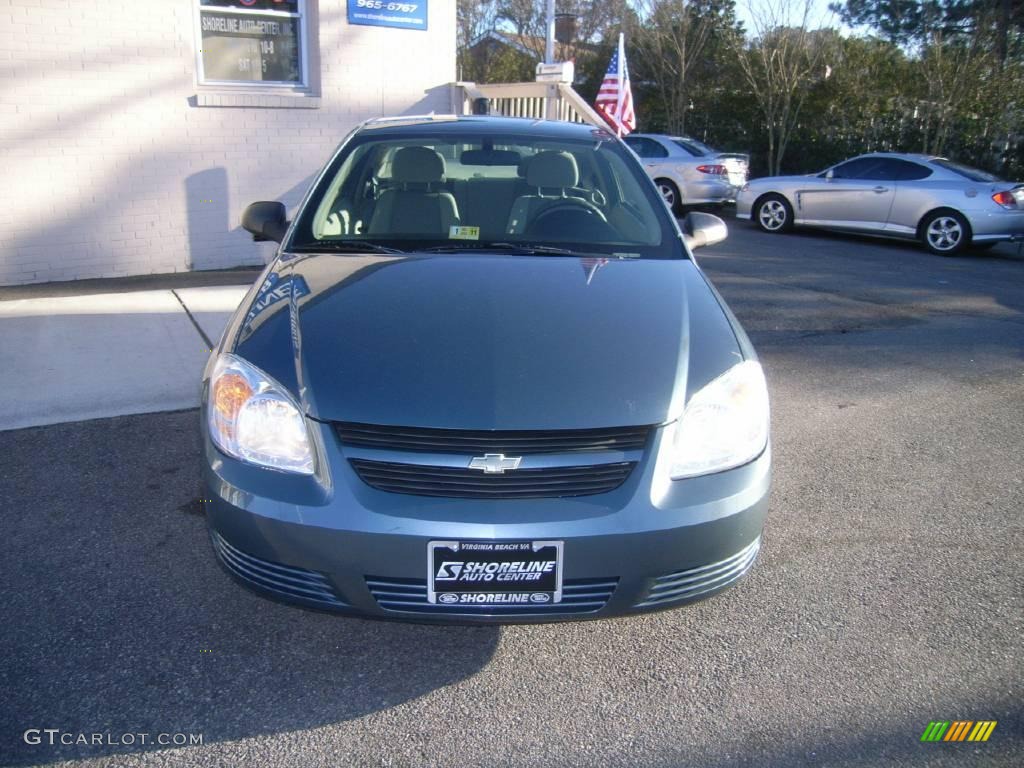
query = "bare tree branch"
xmin=730 ymin=0 xmax=834 ymax=174
xmin=630 ymin=0 xmax=714 ymax=135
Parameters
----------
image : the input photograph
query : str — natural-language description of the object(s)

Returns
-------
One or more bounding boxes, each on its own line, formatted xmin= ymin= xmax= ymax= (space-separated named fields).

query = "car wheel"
xmin=656 ymin=179 xmax=682 ymax=216
xmin=754 ymin=194 xmax=793 ymax=233
xmin=921 ymin=210 xmax=970 ymax=256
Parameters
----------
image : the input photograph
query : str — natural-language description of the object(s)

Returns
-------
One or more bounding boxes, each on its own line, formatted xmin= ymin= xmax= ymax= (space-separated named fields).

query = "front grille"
xmin=336 ymin=422 xmax=651 ymax=454
xmin=366 ymin=576 xmax=618 ymax=614
xmin=635 ymin=537 xmax=761 ymax=608
xmin=210 ymin=531 xmax=347 ymax=608
xmin=350 ymin=459 xmax=636 ymax=498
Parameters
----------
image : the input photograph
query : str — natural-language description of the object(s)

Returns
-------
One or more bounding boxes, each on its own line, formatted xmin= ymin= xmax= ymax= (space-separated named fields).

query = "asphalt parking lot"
xmin=1 ymin=222 xmax=1021 ymax=767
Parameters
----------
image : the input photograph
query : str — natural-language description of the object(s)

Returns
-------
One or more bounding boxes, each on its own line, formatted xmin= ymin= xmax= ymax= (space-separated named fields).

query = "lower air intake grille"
xmin=336 ymin=423 xmax=651 ymax=454
xmin=211 ymin=531 xmax=347 ymax=608
xmin=635 ymin=537 xmax=761 ymax=608
xmin=366 ymin=576 xmax=618 ymax=615
xmin=349 ymin=459 xmax=636 ymax=499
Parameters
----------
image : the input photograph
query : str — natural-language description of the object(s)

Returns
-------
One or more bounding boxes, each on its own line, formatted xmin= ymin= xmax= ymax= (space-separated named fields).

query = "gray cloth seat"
xmin=459 ymin=178 xmax=522 ymax=240
xmin=368 ymin=147 xmax=460 ymax=235
xmin=506 ymin=151 xmax=605 ymax=235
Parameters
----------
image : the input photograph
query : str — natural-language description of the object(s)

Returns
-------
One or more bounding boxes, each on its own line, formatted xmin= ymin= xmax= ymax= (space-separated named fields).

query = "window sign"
xmin=347 ymin=0 xmax=429 ymax=31
xmin=197 ymin=1 xmax=306 ymax=86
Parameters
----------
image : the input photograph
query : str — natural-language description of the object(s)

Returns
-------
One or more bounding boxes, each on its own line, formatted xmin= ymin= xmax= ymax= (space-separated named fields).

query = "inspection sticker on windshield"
xmin=427 ymin=540 xmax=563 ymax=605
xmin=448 ymin=225 xmax=480 ymax=240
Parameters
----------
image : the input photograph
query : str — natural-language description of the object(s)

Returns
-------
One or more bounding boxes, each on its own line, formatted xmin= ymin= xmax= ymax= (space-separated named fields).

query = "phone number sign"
xmin=347 ymin=0 xmax=428 ymax=31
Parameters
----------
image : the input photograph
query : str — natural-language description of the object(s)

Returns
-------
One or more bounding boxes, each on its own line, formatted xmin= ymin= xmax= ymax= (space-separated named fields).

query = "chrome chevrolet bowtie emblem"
xmin=468 ymin=453 xmax=522 ymax=474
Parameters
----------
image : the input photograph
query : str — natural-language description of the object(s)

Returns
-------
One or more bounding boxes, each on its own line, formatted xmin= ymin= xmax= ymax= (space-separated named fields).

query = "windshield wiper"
xmin=288 ymin=241 xmax=406 ymax=255
xmin=423 ymin=242 xmax=618 ymax=258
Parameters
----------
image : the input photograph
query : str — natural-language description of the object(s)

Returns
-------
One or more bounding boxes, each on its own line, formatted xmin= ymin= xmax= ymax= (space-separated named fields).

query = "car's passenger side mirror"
xmin=825 ymin=169 xmax=835 ymax=181
xmin=683 ymin=211 xmax=728 ymax=250
xmin=241 ymin=201 xmax=289 ymax=243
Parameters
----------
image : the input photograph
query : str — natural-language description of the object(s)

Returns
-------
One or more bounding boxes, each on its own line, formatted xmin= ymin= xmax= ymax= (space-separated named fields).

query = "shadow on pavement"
xmin=0 ymin=410 xmax=500 ymax=766
xmin=651 ymin=703 xmax=1023 ymax=768
xmin=698 ymin=220 xmax=1024 ymax=348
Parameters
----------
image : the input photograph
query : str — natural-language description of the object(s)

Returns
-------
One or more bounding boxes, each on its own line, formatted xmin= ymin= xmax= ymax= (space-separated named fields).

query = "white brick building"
xmin=0 ymin=1 xmax=456 ymax=285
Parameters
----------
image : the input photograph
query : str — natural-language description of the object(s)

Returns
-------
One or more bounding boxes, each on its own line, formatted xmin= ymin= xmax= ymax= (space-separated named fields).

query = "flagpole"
xmin=615 ymin=33 xmax=625 ymax=138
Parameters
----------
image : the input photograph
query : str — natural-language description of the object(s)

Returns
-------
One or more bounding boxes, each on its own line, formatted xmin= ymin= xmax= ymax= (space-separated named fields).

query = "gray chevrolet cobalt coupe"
xmin=201 ymin=115 xmax=770 ymax=622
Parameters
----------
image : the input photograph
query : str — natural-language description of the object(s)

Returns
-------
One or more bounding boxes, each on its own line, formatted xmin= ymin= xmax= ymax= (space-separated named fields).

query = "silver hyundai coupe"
xmin=201 ymin=115 xmax=770 ymax=623
xmin=736 ymin=152 xmax=1023 ymax=255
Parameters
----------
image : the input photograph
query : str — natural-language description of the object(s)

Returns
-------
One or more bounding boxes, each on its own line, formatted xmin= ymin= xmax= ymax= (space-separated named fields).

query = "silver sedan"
xmin=736 ymin=153 xmax=1024 ymax=255
xmin=624 ymin=133 xmax=749 ymax=215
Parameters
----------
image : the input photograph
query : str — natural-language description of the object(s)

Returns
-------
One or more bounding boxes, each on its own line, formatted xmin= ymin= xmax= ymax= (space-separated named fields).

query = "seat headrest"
xmin=525 ymin=151 xmax=579 ymax=189
xmin=392 ymin=147 xmax=445 ymax=184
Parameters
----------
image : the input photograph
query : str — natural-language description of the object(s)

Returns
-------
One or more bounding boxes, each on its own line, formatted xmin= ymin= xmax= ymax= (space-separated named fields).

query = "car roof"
xmin=357 ymin=115 xmax=615 ymax=140
xmin=626 ymin=133 xmax=688 ymax=141
xmin=854 ymin=152 xmax=940 ymax=163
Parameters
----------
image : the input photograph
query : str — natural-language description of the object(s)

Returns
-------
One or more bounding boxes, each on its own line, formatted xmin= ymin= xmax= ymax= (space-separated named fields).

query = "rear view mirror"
xmin=683 ymin=212 xmax=728 ymax=250
xmin=241 ymin=201 xmax=288 ymax=243
xmin=460 ymin=149 xmax=522 ymax=166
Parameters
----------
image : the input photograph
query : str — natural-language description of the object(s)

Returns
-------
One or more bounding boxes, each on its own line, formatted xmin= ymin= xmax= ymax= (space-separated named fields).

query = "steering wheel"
xmin=531 ymin=201 xmax=608 ymax=227
xmin=528 ymin=202 xmax=616 ymax=240
xmin=568 ymin=186 xmax=607 ymax=207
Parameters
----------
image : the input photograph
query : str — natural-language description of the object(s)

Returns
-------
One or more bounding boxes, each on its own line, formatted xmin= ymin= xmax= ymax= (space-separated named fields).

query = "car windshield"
xmin=931 ymin=158 xmax=1003 ymax=183
xmin=671 ymin=137 xmax=714 ymax=157
xmin=287 ymin=128 xmax=679 ymax=258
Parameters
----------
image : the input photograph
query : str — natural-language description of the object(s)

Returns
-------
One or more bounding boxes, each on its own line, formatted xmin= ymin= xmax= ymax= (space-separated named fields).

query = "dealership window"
xmin=196 ymin=1 xmax=308 ymax=89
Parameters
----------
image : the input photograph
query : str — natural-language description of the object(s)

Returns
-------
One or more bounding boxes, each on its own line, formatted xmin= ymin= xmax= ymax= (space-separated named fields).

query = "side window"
xmin=647 ymin=139 xmax=671 ymax=158
xmin=624 ymin=137 xmax=647 ymax=157
xmin=602 ymin=150 xmax=662 ymax=245
xmin=671 ymin=139 xmax=706 ymax=157
xmin=831 ymin=158 xmax=875 ymax=179
xmin=624 ymin=137 xmax=668 ymax=159
xmin=858 ymin=159 xmax=904 ymax=181
xmin=642 ymin=139 xmax=669 ymax=159
xmin=893 ymin=161 xmax=933 ymax=181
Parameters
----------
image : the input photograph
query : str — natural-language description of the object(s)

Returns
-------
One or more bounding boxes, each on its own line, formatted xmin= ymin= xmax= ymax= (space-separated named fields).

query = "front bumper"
xmin=734 ymin=191 xmax=755 ymax=219
xmin=201 ymin=417 xmax=771 ymax=624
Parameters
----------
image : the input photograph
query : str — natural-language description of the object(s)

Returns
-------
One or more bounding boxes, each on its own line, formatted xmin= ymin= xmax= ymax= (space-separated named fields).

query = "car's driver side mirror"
xmin=683 ymin=211 xmax=728 ymax=250
xmin=241 ymin=201 xmax=289 ymax=243
xmin=825 ymin=169 xmax=835 ymax=181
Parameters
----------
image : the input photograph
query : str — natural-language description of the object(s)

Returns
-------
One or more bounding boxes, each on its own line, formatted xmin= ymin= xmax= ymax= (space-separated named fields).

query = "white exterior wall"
xmin=0 ymin=1 xmax=456 ymax=285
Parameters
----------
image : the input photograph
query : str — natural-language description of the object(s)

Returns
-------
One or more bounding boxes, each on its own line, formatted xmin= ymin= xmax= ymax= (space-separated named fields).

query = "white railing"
xmin=449 ymin=81 xmax=606 ymax=128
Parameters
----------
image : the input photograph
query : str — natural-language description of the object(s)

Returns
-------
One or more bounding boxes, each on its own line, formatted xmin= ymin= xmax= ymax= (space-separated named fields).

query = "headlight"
xmin=667 ymin=361 xmax=769 ymax=479
xmin=207 ymin=353 xmax=314 ymax=475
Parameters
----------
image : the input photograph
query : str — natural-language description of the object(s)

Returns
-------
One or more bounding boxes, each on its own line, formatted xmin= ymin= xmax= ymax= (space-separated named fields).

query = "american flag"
xmin=594 ymin=34 xmax=635 ymax=136
xmin=580 ymin=257 xmax=609 ymax=285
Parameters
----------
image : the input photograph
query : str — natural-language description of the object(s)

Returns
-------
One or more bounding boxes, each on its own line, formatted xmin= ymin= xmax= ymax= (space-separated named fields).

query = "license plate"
xmin=427 ymin=540 xmax=563 ymax=606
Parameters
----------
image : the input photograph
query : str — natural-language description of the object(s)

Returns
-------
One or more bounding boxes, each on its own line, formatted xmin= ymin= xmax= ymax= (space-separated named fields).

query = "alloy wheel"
xmin=759 ymin=200 xmax=787 ymax=231
xmin=926 ymin=216 xmax=963 ymax=252
xmin=658 ymin=182 xmax=676 ymax=209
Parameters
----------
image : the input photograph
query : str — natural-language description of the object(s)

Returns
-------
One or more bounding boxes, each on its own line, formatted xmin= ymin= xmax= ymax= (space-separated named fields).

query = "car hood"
xmin=231 ymin=253 xmax=744 ymax=430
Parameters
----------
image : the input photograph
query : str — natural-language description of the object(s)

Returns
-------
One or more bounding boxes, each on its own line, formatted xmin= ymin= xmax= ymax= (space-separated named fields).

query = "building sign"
xmin=347 ymin=0 xmax=428 ymax=31
xmin=198 ymin=1 xmax=304 ymax=85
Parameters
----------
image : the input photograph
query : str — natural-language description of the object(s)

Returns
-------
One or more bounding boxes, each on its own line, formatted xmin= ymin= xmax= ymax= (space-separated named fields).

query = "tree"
xmin=672 ymin=0 xmax=750 ymax=143
xmin=457 ymin=0 xmax=501 ymax=80
xmin=831 ymin=0 xmax=1023 ymax=61
xmin=495 ymin=0 xmax=631 ymax=61
xmin=456 ymin=1 xmax=631 ymax=86
xmin=628 ymin=1 xmax=714 ymax=136
xmin=787 ymin=33 xmax=919 ymax=170
xmin=832 ymin=0 xmax=1023 ymax=166
xmin=729 ymin=0 xmax=835 ymax=174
